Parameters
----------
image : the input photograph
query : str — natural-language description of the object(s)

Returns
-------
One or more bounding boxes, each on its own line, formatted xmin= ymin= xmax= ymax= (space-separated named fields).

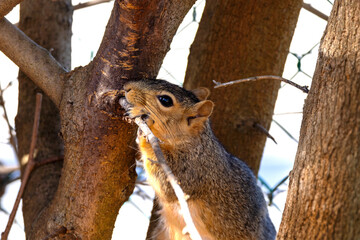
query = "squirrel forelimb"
xmin=134 ymin=116 xmax=202 ymax=240
xmin=120 ymin=79 xmax=276 ymax=240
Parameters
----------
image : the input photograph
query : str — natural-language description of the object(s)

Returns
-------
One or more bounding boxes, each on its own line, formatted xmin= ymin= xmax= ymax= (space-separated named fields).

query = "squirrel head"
xmin=121 ymin=79 xmax=214 ymax=146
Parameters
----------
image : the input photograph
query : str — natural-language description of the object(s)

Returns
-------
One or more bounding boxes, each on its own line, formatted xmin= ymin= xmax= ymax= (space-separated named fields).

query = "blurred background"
xmin=0 ymin=0 xmax=333 ymax=239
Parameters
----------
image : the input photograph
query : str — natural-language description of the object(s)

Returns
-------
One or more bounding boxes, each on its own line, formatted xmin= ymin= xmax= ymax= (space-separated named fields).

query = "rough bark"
xmin=184 ymin=0 xmax=302 ymax=173
xmin=17 ymin=1 xmax=195 ymax=239
xmin=278 ymin=1 xmax=360 ymax=239
xmin=15 ymin=0 xmax=71 ymax=235
xmin=0 ymin=0 xmax=22 ymax=18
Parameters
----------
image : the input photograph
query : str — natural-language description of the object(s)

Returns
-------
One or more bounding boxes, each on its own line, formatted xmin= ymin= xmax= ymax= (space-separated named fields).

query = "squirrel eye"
xmin=157 ymin=95 xmax=174 ymax=107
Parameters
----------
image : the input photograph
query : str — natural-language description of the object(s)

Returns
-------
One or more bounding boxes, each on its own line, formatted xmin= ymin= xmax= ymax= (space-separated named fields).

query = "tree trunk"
xmin=15 ymin=0 xmax=71 ymax=234
xmin=12 ymin=1 xmax=195 ymax=239
xmin=277 ymin=1 xmax=360 ymax=239
xmin=184 ymin=0 xmax=302 ymax=173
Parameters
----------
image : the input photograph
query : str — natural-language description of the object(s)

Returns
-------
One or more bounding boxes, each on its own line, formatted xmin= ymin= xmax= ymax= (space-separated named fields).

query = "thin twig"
xmin=272 ymin=175 xmax=289 ymax=193
xmin=34 ymin=156 xmax=64 ymax=167
xmin=258 ymin=175 xmax=288 ymax=208
xmin=128 ymin=199 xmax=149 ymax=217
xmin=0 ymin=81 xmax=18 ymax=156
xmin=0 ymin=166 xmax=18 ymax=175
xmin=1 ymin=93 xmax=42 ymax=240
xmin=73 ymin=0 xmax=112 ymax=10
xmin=134 ymin=185 xmax=152 ymax=200
xmin=134 ymin=117 xmax=202 ymax=240
xmin=302 ymin=3 xmax=329 ymax=21
xmin=135 ymin=179 xmax=149 ymax=186
xmin=273 ymin=111 xmax=302 ymax=116
xmin=213 ymin=75 xmax=309 ymax=93
xmin=253 ymin=123 xmax=277 ymax=144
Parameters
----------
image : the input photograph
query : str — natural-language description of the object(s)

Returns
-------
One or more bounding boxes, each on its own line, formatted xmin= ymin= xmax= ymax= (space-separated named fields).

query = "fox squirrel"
xmin=120 ymin=79 xmax=276 ymax=240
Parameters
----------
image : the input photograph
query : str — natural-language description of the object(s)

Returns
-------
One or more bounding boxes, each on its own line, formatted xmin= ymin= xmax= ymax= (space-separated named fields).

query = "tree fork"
xmin=16 ymin=0 xmax=196 ymax=239
xmin=13 ymin=0 xmax=72 ymax=237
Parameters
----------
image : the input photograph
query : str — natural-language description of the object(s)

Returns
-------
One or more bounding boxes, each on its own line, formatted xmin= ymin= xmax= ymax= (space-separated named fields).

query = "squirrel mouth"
xmin=119 ymin=97 xmax=134 ymax=123
xmin=119 ymin=96 xmax=149 ymax=143
xmin=119 ymin=97 xmax=150 ymax=124
xmin=119 ymin=97 xmax=132 ymax=111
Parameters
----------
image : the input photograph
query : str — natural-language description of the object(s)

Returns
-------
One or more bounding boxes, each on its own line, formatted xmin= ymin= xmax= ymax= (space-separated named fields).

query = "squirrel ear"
xmin=187 ymin=100 xmax=214 ymax=128
xmin=190 ymin=87 xmax=211 ymax=101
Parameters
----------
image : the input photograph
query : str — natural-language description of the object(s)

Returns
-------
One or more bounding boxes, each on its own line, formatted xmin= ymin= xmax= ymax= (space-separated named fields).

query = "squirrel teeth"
xmin=119 ymin=97 xmax=132 ymax=111
xmin=119 ymin=97 xmax=135 ymax=123
xmin=125 ymin=117 xmax=133 ymax=124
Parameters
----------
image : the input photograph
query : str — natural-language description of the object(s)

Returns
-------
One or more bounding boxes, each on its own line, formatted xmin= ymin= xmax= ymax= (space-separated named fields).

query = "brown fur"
xmin=121 ymin=79 xmax=276 ymax=240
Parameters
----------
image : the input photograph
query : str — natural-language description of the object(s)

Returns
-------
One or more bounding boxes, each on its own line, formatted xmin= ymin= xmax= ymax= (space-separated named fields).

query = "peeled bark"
xmin=184 ymin=0 xmax=302 ymax=173
xmin=278 ymin=1 xmax=360 ymax=239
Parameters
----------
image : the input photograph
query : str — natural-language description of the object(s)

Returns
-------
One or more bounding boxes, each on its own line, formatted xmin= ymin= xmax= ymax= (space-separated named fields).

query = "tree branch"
xmin=253 ymin=122 xmax=277 ymax=144
xmin=134 ymin=117 xmax=202 ymax=240
xmin=73 ymin=0 xmax=112 ymax=10
xmin=302 ymin=3 xmax=329 ymax=21
xmin=0 ymin=18 xmax=67 ymax=106
xmin=0 ymin=82 xmax=18 ymax=155
xmin=213 ymin=75 xmax=309 ymax=93
xmin=1 ymin=93 xmax=42 ymax=240
xmin=0 ymin=0 xmax=22 ymax=18
xmin=93 ymin=0 xmax=196 ymax=87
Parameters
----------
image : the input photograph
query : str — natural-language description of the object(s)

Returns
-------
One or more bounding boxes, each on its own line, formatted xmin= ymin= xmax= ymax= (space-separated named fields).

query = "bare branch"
xmin=0 ymin=166 xmax=18 ymax=175
xmin=73 ymin=0 xmax=112 ymax=10
xmin=134 ymin=117 xmax=202 ymax=240
xmin=0 ymin=82 xmax=17 ymax=155
xmin=254 ymin=123 xmax=277 ymax=144
xmin=213 ymin=75 xmax=309 ymax=93
xmin=0 ymin=0 xmax=22 ymax=18
xmin=273 ymin=111 xmax=302 ymax=115
xmin=1 ymin=93 xmax=42 ymax=240
xmin=0 ymin=18 xmax=67 ymax=106
xmin=34 ymin=156 xmax=64 ymax=167
xmin=302 ymin=3 xmax=329 ymax=21
xmin=133 ymin=185 xmax=152 ymax=200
